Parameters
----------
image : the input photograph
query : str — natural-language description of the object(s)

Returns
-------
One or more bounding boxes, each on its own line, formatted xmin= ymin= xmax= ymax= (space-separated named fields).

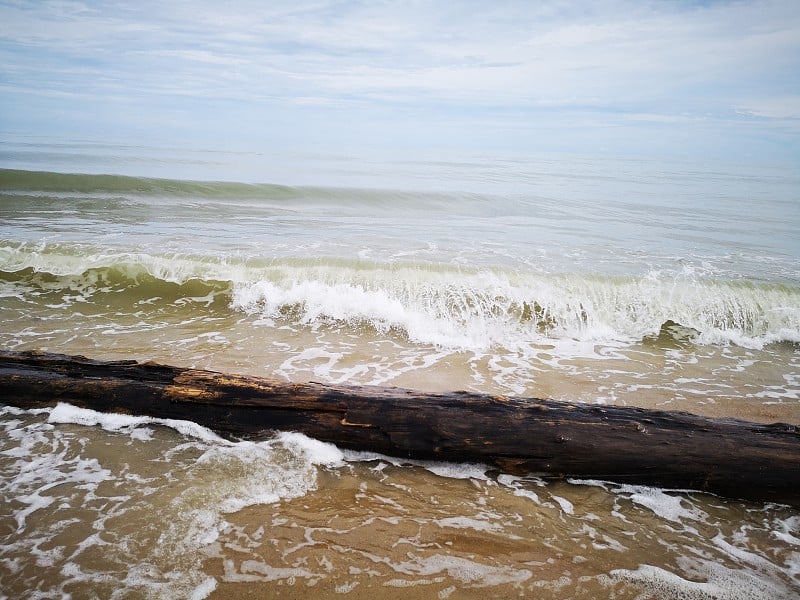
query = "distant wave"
xmin=2 ymin=243 xmax=798 ymax=351
xmin=0 ymin=168 xmax=300 ymax=198
xmin=0 ymin=168 xmax=467 ymax=210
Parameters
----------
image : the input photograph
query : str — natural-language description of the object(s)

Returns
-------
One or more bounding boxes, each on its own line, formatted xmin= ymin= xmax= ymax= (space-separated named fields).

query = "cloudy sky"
xmin=1 ymin=0 xmax=798 ymax=163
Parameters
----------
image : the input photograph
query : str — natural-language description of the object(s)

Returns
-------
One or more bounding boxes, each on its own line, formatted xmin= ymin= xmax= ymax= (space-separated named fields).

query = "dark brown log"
xmin=1 ymin=350 xmax=799 ymax=505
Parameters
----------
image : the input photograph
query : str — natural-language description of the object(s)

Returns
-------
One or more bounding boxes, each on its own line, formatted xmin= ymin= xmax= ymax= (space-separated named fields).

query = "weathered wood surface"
xmin=1 ymin=350 xmax=799 ymax=505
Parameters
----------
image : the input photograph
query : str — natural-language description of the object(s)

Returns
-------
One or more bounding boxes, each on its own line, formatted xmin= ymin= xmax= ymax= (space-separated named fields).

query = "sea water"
xmin=0 ymin=137 xmax=798 ymax=598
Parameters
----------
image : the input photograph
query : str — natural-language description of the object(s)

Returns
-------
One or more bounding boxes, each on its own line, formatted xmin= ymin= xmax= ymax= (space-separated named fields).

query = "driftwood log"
xmin=1 ymin=350 xmax=799 ymax=505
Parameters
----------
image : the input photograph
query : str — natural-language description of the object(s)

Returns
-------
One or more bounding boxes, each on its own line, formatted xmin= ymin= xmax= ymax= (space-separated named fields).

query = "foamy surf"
xmin=610 ymin=560 xmax=798 ymax=600
xmin=2 ymin=242 xmax=798 ymax=351
xmin=0 ymin=404 xmax=347 ymax=599
xmin=2 ymin=400 xmax=799 ymax=598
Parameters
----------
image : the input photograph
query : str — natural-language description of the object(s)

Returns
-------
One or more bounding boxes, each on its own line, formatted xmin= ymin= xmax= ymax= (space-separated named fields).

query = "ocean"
xmin=0 ymin=137 xmax=798 ymax=598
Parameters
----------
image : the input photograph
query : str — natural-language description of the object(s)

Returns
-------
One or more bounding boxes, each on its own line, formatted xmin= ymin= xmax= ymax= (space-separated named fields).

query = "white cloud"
xmin=1 ymin=0 xmax=798 ymax=159
xmin=737 ymin=97 xmax=800 ymax=119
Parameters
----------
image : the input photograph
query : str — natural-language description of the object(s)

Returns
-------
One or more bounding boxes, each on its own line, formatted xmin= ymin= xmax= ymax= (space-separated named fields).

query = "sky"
xmin=1 ymin=0 xmax=799 ymax=164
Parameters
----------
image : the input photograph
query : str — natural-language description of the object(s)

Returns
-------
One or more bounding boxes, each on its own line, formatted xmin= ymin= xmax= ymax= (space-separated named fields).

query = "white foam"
xmin=435 ymin=516 xmax=501 ymax=532
xmin=422 ymin=461 xmax=489 ymax=480
xmin=342 ymin=449 xmax=489 ymax=480
xmin=13 ymin=491 xmax=56 ymax=533
xmin=552 ymin=495 xmax=575 ymax=515
xmin=496 ymin=474 xmax=547 ymax=505
xmin=513 ymin=488 xmax=541 ymax=504
xmin=773 ymin=515 xmax=800 ymax=546
xmin=189 ymin=577 xmax=218 ymax=600
xmin=49 ymin=403 xmax=149 ymax=430
xmin=189 ymin=432 xmax=343 ymax=514
xmin=496 ymin=474 xmax=520 ymax=486
xmin=48 ymin=403 xmax=229 ymax=444
xmin=274 ymin=431 xmax=345 ymax=467
xmin=0 ymin=405 xmax=50 ymax=418
xmin=232 ymin=277 xmax=489 ymax=350
xmin=276 ymin=347 xmax=345 ymax=381
xmin=223 ymin=559 xmax=320 ymax=583
xmin=612 ymin=559 xmax=797 ymax=600
xmin=1 ymin=414 xmax=115 ymax=533
xmin=610 ymin=484 xmax=705 ymax=524
xmin=0 ymin=243 xmax=250 ymax=286
xmin=712 ymin=533 xmax=787 ymax=573
xmin=229 ymin=263 xmax=800 ymax=352
xmin=388 ymin=554 xmax=532 ymax=587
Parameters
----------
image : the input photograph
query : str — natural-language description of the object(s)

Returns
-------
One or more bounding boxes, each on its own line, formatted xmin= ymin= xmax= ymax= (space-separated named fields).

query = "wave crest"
xmin=230 ymin=269 xmax=800 ymax=350
xmin=1 ymin=243 xmax=798 ymax=350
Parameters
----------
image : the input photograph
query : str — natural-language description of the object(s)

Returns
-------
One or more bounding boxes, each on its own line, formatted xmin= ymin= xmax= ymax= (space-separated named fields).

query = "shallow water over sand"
xmin=1 ymin=406 xmax=798 ymax=599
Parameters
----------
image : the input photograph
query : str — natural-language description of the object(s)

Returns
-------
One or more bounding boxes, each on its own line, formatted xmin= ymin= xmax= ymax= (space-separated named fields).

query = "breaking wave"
xmin=1 ymin=242 xmax=798 ymax=351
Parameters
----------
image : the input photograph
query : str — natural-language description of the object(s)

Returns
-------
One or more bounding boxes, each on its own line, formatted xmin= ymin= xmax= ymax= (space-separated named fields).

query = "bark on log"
xmin=1 ymin=350 xmax=799 ymax=505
